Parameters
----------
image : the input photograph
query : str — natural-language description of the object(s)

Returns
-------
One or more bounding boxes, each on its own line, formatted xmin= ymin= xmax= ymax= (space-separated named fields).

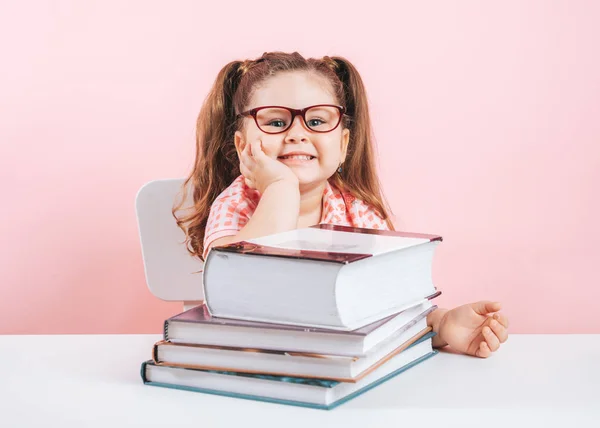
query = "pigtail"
xmin=325 ymin=56 xmax=395 ymax=230
xmin=172 ymin=60 xmax=244 ymax=260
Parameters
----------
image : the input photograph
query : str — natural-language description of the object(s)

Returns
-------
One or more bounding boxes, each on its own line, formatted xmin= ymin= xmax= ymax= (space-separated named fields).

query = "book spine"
xmin=152 ymin=342 xmax=161 ymax=364
xmin=163 ymin=320 xmax=169 ymax=341
xmin=140 ymin=361 xmax=149 ymax=383
xmin=427 ymin=290 xmax=442 ymax=300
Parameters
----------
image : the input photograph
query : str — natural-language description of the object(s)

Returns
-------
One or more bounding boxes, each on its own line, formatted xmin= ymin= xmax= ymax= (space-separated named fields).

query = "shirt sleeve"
xmin=202 ymin=178 xmax=257 ymax=259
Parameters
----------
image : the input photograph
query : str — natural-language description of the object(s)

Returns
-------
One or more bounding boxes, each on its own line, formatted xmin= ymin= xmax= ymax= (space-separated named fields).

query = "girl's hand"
xmin=239 ymin=139 xmax=298 ymax=194
xmin=438 ymin=301 xmax=509 ymax=358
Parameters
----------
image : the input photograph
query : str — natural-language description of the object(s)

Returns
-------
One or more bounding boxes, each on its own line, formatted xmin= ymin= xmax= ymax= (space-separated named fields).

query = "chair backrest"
xmin=135 ymin=179 xmax=205 ymax=303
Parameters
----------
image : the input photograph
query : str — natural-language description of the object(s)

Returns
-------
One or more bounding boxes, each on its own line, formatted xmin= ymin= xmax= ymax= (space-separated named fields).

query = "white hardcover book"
xmin=203 ymin=224 xmax=442 ymax=330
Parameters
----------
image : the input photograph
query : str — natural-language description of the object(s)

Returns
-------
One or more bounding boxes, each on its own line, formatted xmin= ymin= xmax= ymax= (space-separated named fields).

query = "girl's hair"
xmin=173 ymin=51 xmax=394 ymax=260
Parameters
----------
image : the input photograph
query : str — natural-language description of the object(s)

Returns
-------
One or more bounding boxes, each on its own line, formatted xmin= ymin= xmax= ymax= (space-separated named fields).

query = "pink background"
xmin=1 ymin=1 xmax=598 ymax=334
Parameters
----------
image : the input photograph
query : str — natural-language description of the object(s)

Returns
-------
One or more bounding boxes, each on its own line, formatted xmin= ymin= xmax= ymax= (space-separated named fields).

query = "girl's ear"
xmin=234 ymin=130 xmax=246 ymax=159
xmin=340 ymin=128 xmax=350 ymax=163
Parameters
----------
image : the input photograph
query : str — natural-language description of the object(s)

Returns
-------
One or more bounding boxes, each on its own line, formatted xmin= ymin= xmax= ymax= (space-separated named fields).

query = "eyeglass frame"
xmin=236 ymin=104 xmax=347 ymax=134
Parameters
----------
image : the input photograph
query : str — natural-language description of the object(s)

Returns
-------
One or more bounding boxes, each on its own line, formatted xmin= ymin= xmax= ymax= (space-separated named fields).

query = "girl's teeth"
xmin=280 ymin=155 xmax=313 ymax=160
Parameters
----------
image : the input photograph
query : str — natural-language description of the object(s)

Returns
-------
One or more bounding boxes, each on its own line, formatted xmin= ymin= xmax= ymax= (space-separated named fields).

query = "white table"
xmin=1 ymin=334 xmax=598 ymax=427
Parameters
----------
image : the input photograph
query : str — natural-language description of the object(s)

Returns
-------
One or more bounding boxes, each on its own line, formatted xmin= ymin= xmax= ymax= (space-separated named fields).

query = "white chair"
xmin=135 ymin=179 xmax=205 ymax=311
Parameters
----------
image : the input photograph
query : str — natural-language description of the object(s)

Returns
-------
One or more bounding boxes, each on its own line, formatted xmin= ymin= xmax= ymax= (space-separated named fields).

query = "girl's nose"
xmin=284 ymin=116 xmax=309 ymax=144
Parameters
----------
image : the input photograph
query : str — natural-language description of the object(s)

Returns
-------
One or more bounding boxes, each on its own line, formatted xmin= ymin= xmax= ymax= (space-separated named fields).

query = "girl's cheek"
xmin=244 ymin=132 xmax=276 ymax=158
xmin=265 ymin=148 xmax=280 ymax=159
xmin=261 ymin=139 xmax=284 ymax=158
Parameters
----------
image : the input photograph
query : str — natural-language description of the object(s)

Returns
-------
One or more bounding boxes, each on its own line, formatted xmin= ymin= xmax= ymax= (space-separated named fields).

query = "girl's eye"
xmin=308 ymin=118 xmax=326 ymax=127
xmin=267 ymin=120 xmax=287 ymax=128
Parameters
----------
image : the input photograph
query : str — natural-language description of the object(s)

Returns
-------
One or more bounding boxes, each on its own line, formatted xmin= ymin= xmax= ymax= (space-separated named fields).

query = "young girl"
xmin=174 ymin=51 xmax=509 ymax=358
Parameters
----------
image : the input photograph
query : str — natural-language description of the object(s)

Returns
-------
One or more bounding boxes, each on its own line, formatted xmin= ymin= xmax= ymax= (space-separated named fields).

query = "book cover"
xmin=210 ymin=225 xmax=443 ymax=264
xmin=141 ymin=332 xmax=437 ymax=410
xmin=153 ymin=327 xmax=433 ymax=382
xmin=164 ymin=300 xmax=439 ymax=340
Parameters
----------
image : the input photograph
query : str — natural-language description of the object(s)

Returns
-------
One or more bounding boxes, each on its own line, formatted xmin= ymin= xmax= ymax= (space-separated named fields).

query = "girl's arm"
xmin=207 ymin=139 xmax=301 ymax=252
xmin=207 ymin=179 xmax=300 ymax=250
xmin=427 ymin=307 xmax=449 ymax=348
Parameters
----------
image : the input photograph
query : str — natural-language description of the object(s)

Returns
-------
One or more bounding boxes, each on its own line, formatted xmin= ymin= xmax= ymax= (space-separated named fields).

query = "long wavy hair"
xmin=173 ymin=51 xmax=394 ymax=260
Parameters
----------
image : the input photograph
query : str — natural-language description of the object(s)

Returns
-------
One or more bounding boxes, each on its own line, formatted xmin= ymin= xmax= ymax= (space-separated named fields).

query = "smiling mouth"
xmin=277 ymin=155 xmax=316 ymax=160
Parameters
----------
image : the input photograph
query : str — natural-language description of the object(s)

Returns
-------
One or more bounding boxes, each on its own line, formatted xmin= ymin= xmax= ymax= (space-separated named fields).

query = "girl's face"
xmin=234 ymin=71 xmax=350 ymax=189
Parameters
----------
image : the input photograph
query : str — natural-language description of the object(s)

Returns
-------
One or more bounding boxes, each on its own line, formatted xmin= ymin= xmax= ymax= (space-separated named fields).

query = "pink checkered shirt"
xmin=203 ymin=175 xmax=389 ymax=259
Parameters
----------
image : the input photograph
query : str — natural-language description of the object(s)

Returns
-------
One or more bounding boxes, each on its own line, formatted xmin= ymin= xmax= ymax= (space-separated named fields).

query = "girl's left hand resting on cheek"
xmin=436 ymin=301 xmax=509 ymax=358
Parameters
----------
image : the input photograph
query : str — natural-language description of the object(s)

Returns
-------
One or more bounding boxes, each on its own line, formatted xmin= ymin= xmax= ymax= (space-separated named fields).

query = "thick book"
xmin=141 ymin=332 xmax=437 ymax=410
xmin=164 ymin=300 xmax=437 ymax=357
xmin=203 ymin=224 xmax=443 ymax=330
xmin=155 ymin=318 xmax=431 ymax=382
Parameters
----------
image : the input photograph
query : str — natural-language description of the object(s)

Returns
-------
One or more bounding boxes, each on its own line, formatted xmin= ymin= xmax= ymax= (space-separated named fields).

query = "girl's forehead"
xmin=249 ymin=71 xmax=337 ymax=109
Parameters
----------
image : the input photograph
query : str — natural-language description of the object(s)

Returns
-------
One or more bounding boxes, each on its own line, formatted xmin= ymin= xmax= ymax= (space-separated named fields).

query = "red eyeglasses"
xmin=237 ymin=104 xmax=346 ymax=134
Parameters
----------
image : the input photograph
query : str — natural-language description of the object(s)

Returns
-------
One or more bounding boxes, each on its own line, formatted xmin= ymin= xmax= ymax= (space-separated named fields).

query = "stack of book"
xmin=140 ymin=224 xmax=443 ymax=410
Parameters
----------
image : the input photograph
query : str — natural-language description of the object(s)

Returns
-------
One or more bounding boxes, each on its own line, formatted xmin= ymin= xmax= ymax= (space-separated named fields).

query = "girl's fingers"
xmin=489 ymin=319 xmax=508 ymax=343
xmin=476 ymin=341 xmax=491 ymax=358
xmin=493 ymin=312 xmax=509 ymax=329
xmin=472 ymin=301 xmax=502 ymax=316
xmin=250 ymin=140 xmax=266 ymax=163
xmin=239 ymin=161 xmax=252 ymax=181
xmin=482 ymin=326 xmax=501 ymax=351
xmin=240 ymin=142 xmax=255 ymax=171
xmin=244 ymin=177 xmax=256 ymax=189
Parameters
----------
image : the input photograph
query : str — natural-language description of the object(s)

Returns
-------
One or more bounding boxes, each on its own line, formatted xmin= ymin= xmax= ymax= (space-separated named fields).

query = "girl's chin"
xmin=292 ymin=172 xmax=337 ymax=188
